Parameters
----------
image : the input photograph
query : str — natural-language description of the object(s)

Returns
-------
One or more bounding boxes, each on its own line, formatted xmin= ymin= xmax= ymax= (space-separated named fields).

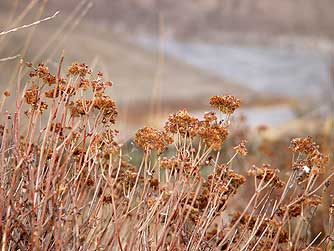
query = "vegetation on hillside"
xmin=0 ymin=60 xmax=333 ymax=250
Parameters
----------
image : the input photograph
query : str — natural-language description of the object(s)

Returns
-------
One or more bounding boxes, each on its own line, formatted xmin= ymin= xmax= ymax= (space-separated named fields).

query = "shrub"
xmin=0 ymin=60 xmax=332 ymax=250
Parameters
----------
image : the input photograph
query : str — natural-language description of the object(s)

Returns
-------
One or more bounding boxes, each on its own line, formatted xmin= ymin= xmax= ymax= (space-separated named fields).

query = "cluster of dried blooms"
xmin=0 ymin=60 xmax=333 ymax=251
xmin=210 ymin=95 xmax=241 ymax=115
xmin=290 ymin=136 xmax=329 ymax=175
xmin=163 ymin=108 xmax=230 ymax=151
xmin=248 ymin=164 xmax=285 ymax=188
xmin=135 ymin=126 xmax=173 ymax=153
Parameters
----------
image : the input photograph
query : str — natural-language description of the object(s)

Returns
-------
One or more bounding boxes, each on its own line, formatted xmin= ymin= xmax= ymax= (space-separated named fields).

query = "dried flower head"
xmin=44 ymin=88 xmax=59 ymax=98
xmin=24 ymin=85 xmax=39 ymax=105
xmin=198 ymin=123 xmax=228 ymax=150
xmin=203 ymin=111 xmax=217 ymax=123
xmin=3 ymin=90 xmax=10 ymax=97
xmin=93 ymin=93 xmax=118 ymax=124
xmin=164 ymin=109 xmax=200 ymax=137
xmin=234 ymin=140 xmax=248 ymax=156
xmin=67 ymin=62 xmax=91 ymax=77
xmin=135 ymin=127 xmax=173 ymax=153
xmin=79 ymin=78 xmax=90 ymax=90
xmin=210 ymin=95 xmax=241 ymax=114
xmin=289 ymin=136 xmax=318 ymax=154
xmin=226 ymin=169 xmax=246 ymax=191
xmin=29 ymin=63 xmax=56 ymax=85
xmin=161 ymin=156 xmax=180 ymax=170
xmin=91 ymin=79 xmax=113 ymax=92
xmin=69 ymin=100 xmax=93 ymax=116
xmin=309 ymin=150 xmax=329 ymax=169
xmin=290 ymin=137 xmax=329 ymax=173
xmin=39 ymin=101 xmax=48 ymax=112
xmin=248 ymin=164 xmax=284 ymax=188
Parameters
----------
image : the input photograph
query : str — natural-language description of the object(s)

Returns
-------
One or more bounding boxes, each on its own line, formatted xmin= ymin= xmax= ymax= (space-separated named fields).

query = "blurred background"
xmin=0 ymin=0 xmax=333 ymax=141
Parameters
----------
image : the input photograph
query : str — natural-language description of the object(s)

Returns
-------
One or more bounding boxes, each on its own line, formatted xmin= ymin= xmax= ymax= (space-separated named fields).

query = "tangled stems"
xmin=0 ymin=59 xmax=332 ymax=251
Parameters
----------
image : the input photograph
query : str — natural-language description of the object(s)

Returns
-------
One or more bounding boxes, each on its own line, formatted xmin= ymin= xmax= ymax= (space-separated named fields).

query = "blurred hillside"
xmin=32 ymin=0 xmax=334 ymax=40
xmin=0 ymin=3 xmax=268 ymax=139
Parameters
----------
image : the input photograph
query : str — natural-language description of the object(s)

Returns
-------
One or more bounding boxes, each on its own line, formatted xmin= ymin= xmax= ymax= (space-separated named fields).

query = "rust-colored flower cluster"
xmin=210 ymin=95 xmax=241 ymax=114
xmin=234 ymin=140 xmax=248 ymax=156
xmin=93 ymin=93 xmax=118 ymax=123
xmin=289 ymin=136 xmax=319 ymax=154
xmin=67 ymin=62 xmax=92 ymax=77
xmin=163 ymin=109 xmax=230 ymax=150
xmin=160 ymin=156 xmax=180 ymax=170
xmin=135 ymin=126 xmax=173 ymax=153
xmin=24 ymin=61 xmax=118 ymax=126
xmin=290 ymin=136 xmax=329 ymax=174
xmin=248 ymin=164 xmax=285 ymax=188
xmin=24 ymin=84 xmax=39 ymax=105
xmin=198 ymin=122 xmax=228 ymax=150
xmin=24 ymin=84 xmax=49 ymax=112
xmin=29 ymin=63 xmax=56 ymax=85
xmin=164 ymin=109 xmax=200 ymax=137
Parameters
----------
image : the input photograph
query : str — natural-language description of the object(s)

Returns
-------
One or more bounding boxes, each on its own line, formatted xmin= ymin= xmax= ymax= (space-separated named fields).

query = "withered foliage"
xmin=0 ymin=60 xmax=333 ymax=251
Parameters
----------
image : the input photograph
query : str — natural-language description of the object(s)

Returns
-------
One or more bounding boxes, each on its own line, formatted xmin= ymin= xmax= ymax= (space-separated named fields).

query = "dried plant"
xmin=0 ymin=59 xmax=333 ymax=251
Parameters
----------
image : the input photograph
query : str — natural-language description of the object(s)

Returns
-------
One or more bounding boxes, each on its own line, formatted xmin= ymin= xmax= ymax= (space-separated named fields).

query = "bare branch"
xmin=0 ymin=11 xmax=60 ymax=37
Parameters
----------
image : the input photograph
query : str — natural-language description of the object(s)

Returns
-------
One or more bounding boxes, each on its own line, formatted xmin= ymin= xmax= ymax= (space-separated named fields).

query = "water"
xmin=193 ymin=106 xmax=295 ymax=128
xmin=139 ymin=36 xmax=332 ymax=98
xmin=238 ymin=106 xmax=295 ymax=127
